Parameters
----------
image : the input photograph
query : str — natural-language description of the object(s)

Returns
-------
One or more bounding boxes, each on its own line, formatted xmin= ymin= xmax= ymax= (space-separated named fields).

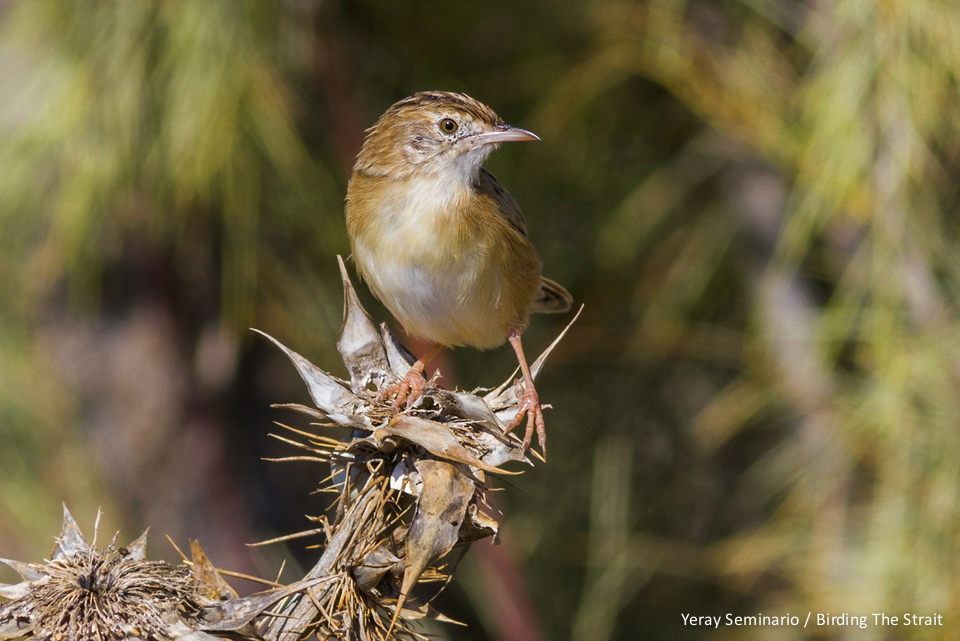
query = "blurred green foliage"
xmin=3 ymin=1 xmax=960 ymax=639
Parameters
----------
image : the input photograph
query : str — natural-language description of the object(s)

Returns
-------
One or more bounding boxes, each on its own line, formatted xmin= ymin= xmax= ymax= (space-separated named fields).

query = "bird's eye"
xmin=439 ymin=118 xmax=458 ymax=134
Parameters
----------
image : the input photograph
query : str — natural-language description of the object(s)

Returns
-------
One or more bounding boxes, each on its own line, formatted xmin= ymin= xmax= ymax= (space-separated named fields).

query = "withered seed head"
xmin=1 ymin=506 xmax=310 ymax=641
xmin=0 ymin=508 xmax=199 ymax=641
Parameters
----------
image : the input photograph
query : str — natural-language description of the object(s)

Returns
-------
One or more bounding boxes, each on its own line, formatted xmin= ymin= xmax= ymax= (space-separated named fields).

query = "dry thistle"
xmin=258 ymin=257 xmax=577 ymax=640
xmin=0 ymin=506 xmax=320 ymax=641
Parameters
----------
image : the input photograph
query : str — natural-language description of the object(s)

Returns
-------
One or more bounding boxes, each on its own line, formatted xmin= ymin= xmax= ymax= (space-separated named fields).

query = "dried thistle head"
xmin=258 ymin=257 xmax=578 ymax=640
xmin=0 ymin=506 xmax=318 ymax=641
xmin=0 ymin=507 xmax=194 ymax=641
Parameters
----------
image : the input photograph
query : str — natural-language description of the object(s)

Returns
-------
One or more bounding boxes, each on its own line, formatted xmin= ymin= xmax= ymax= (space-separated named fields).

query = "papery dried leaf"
xmin=417 ymin=390 xmax=528 ymax=468
xmin=253 ymin=329 xmax=371 ymax=428
xmin=459 ymin=503 xmax=500 ymax=544
xmin=172 ymin=628 xmax=222 ymax=641
xmin=392 ymin=460 xmax=474 ymax=628
xmin=352 ymin=542 xmax=402 ymax=595
xmin=196 ymin=577 xmax=326 ymax=632
xmin=374 ymin=416 xmax=519 ymax=476
xmin=190 ymin=541 xmax=238 ymax=601
xmin=0 ymin=601 xmax=35 ymax=638
xmin=387 ymin=458 xmax=420 ymax=495
xmin=404 ymin=603 xmax=466 ymax=626
xmin=482 ymin=369 xmax=518 ymax=411
xmin=422 ymin=390 xmax=502 ymax=431
xmin=52 ymin=504 xmax=90 ymax=561
xmin=0 ymin=582 xmax=28 ymax=600
xmin=529 ymin=304 xmax=582 ymax=380
xmin=0 ymin=560 xmax=43 ymax=584
xmin=272 ymin=403 xmax=327 ymax=421
xmin=380 ymin=324 xmax=416 ymax=378
xmin=337 ymin=256 xmax=392 ymax=394
xmin=126 ymin=529 xmax=149 ymax=562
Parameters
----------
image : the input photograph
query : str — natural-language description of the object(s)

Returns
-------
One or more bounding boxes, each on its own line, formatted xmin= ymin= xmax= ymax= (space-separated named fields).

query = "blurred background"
xmin=2 ymin=0 xmax=960 ymax=639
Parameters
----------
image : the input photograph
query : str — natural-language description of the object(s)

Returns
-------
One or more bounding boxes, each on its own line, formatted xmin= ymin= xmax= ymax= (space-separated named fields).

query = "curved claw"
xmin=377 ymin=364 xmax=429 ymax=410
xmin=506 ymin=329 xmax=548 ymax=457
xmin=507 ymin=385 xmax=546 ymax=456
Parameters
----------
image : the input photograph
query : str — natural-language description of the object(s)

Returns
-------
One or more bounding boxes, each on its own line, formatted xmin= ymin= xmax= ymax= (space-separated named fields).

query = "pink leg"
xmin=377 ymin=343 xmax=442 ymax=410
xmin=505 ymin=329 xmax=546 ymax=455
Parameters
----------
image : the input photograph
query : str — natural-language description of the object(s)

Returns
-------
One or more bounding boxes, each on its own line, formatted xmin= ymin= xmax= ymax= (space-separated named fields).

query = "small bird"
xmin=345 ymin=91 xmax=571 ymax=454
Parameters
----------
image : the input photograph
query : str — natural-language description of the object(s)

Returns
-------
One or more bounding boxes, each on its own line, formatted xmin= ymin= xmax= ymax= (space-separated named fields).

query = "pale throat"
xmin=381 ymin=154 xmax=483 ymax=242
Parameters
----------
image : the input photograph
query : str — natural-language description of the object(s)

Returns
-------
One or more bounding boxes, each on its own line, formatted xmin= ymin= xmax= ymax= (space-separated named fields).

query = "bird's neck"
xmin=403 ymin=169 xmax=475 ymax=224
xmin=362 ymin=160 xmax=482 ymax=219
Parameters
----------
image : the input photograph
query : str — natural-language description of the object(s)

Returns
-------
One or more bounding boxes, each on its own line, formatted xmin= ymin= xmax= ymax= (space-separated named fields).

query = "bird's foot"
xmin=377 ymin=364 xmax=429 ymax=411
xmin=507 ymin=382 xmax=546 ymax=456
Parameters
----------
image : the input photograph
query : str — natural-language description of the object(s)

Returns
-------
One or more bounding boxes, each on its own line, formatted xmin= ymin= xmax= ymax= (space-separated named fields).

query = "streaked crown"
xmin=353 ymin=92 xmax=507 ymax=177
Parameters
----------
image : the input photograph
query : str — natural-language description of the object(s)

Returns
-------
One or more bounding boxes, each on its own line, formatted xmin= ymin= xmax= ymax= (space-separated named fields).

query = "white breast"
xmin=353 ymin=173 xmax=509 ymax=348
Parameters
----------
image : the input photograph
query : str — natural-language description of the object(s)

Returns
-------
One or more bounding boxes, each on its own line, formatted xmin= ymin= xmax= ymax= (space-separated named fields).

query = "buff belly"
xmin=354 ymin=241 xmax=514 ymax=349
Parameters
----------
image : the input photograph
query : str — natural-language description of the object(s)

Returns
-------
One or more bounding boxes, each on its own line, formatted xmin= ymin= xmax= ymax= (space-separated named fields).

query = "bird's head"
xmin=354 ymin=91 xmax=538 ymax=179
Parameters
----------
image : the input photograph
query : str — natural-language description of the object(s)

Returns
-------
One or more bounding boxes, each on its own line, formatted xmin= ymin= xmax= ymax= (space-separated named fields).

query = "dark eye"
xmin=439 ymin=118 xmax=458 ymax=134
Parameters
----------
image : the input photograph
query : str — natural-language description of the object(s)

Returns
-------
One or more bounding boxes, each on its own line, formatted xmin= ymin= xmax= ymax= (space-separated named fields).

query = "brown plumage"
xmin=345 ymin=91 xmax=571 ymax=455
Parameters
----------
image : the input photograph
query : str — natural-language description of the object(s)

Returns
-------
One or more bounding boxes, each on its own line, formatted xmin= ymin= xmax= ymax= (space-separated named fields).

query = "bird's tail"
xmin=530 ymin=276 xmax=572 ymax=314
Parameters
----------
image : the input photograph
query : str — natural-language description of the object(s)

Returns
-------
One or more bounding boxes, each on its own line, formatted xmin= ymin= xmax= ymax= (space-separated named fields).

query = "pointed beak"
xmin=477 ymin=124 xmax=540 ymax=145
